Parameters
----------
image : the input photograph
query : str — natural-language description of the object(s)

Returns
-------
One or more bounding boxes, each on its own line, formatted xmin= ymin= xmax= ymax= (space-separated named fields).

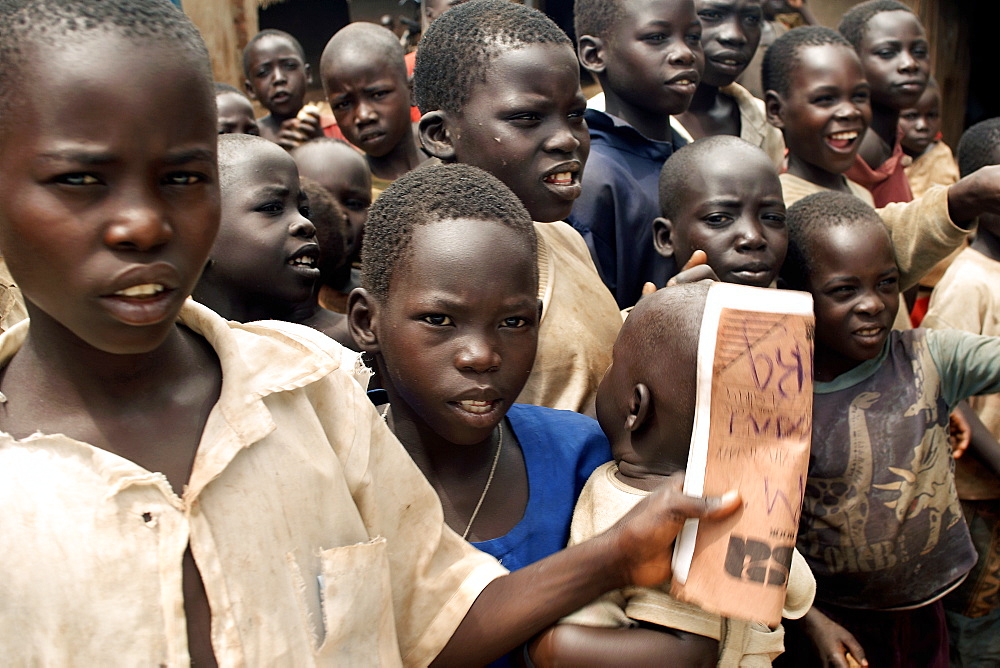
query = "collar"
xmin=814 ymin=334 xmax=894 ymax=394
xmin=585 ymin=108 xmax=682 ymax=161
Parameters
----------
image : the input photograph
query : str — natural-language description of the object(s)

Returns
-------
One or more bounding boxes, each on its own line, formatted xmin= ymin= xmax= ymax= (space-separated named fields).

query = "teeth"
xmin=674 ymin=79 xmax=693 ymax=85
xmin=829 ymin=131 xmax=859 ymax=141
xmin=114 ymin=283 xmax=164 ymax=298
xmin=855 ymin=328 xmax=881 ymax=336
xmin=289 ymin=256 xmax=316 ymax=267
xmin=545 ymin=172 xmax=573 ymax=185
xmin=721 ymin=59 xmax=738 ymax=65
xmin=458 ymin=400 xmax=494 ymax=414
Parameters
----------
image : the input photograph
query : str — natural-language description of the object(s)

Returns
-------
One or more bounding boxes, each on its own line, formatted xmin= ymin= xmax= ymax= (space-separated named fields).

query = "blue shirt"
xmin=472 ymin=403 xmax=612 ymax=572
xmin=567 ymin=109 xmax=686 ymax=309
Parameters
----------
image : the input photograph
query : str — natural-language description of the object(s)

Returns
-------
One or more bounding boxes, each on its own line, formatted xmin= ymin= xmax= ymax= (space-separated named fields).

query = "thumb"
xmin=641 ymin=281 xmax=658 ymax=296
xmin=681 ymin=249 xmax=709 ymax=272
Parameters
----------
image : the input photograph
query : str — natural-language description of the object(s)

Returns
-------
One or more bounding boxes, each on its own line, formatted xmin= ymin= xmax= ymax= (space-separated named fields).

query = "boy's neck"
xmin=366 ymin=132 xmax=427 ymax=182
xmin=602 ymin=86 xmax=678 ymax=143
xmin=858 ymin=102 xmax=900 ymax=169
xmin=192 ymin=282 xmax=314 ymax=325
xmin=676 ymin=84 xmax=740 ymax=140
xmin=614 ymin=459 xmax=681 ymax=492
xmin=972 ymin=229 xmax=1000 ymax=263
xmin=786 ymin=153 xmax=853 ymax=193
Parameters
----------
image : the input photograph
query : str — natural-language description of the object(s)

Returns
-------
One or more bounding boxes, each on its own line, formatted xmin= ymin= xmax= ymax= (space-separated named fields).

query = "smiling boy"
xmin=570 ymin=0 xmax=705 ymax=307
xmin=320 ymin=23 xmax=429 ymax=198
xmin=674 ymin=0 xmax=785 ymax=168
xmin=414 ymin=0 xmax=623 ymax=414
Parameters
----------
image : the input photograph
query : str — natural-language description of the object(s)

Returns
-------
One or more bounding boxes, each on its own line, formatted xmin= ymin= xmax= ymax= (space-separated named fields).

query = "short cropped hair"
xmin=362 ymin=163 xmax=537 ymax=303
xmin=958 ymin=118 xmax=1000 ymax=178
xmin=300 ymin=177 xmax=351 ymax=281
xmin=242 ymin=29 xmax=306 ymax=78
xmin=659 ymin=136 xmax=766 ymax=219
xmin=321 ymin=22 xmax=407 ymax=85
xmin=838 ymin=0 xmax=913 ymax=50
xmin=0 ymin=0 xmax=210 ymax=120
xmin=414 ymin=0 xmax=572 ymax=114
xmin=214 ymin=82 xmax=248 ymax=97
xmin=763 ymin=26 xmax=854 ymax=96
xmin=573 ymin=0 xmax=626 ymax=43
xmin=781 ymin=190 xmax=886 ymax=290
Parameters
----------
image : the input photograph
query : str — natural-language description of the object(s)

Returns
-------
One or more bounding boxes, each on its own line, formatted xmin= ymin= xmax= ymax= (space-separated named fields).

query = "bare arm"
xmin=431 ymin=476 xmax=740 ymax=666
xmin=530 ymin=624 xmax=718 ymax=668
xmin=956 ymin=401 xmax=1000 ymax=477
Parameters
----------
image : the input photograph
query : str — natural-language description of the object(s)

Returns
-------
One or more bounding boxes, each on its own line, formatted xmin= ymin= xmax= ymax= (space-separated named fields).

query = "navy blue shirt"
xmin=567 ymin=109 xmax=686 ymax=308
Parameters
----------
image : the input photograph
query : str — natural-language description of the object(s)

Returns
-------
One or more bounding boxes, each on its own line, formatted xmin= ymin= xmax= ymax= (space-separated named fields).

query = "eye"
xmin=642 ymin=32 xmax=667 ymax=43
xmin=331 ymin=99 xmax=352 ymax=111
xmin=875 ymin=48 xmax=896 ymax=59
xmin=247 ymin=125 xmax=261 ymax=136
xmin=256 ymin=201 xmax=284 ymax=214
xmin=762 ymin=213 xmax=786 ymax=227
xmin=281 ymin=60 xmax=300 ymax=71
xmin=900 ymin=112 xmax=919 ymax=121
xmin=501 ymin=316 xmax=530 ymax=328
xmin=704 ymin=213 xmax=733 ymax=226
xmin=811 ymin=94 xmax=835 ymax=106
xmin=344 ymin=198 xmax=370 ymax=211
xmin=743 ymin=13 xmax=761 ymax=26
xmin=164 ymin=173 xmax=204 ymax=186
xmin=507 ymin=111 xmax=542 ymax=125
xmin=371 ymin=89 xmax=391 ymax=100
xmin=55 ymin=173 xmax=101 ymax=186
xmin=299 ymin=204 xmax=311 ymax=218
xmin=878 ymin=276 xmax=898 ymax=289
xmin=852 ymin=90 xmax=870 ymax=104
xmin=912 ymin=45 xmax=929 ymax=58
xmin=698 ymin=9 xmax=722 ymax=21
xmin=421 ymin=314 xmax=454 ymax=326
xmin=686 ymin=31 xmax=702 ymax=45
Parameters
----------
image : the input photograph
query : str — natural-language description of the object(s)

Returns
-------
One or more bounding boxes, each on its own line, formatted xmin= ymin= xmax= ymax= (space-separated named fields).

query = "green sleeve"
xmin=926 ymin=328 xmax=1000 ymax=409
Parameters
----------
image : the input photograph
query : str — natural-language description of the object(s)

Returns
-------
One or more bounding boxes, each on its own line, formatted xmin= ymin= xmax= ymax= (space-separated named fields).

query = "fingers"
xmin=667 ymin=265 xmax=720 ymax=287
xmin=682 ymin=249 xmax=708 ymax=271
xmin=641 ymin=282 xmax=657 ymax=296
xmin=646 ymin=477 xmax=741 ymax=523
xmin=843 ymin=636 xmax=867 ymax=666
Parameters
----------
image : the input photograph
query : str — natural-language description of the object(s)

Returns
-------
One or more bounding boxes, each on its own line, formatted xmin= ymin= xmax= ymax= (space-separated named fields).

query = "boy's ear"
xmin=765 ymin=90 xmax=784 ymax=129
xmin=347 ymin=287 xmax=381 ymax=353
xmin=304 ymin=62 xmax=314 ymax=87
xmin=244 ymin=79 xmax=258 ymax=102
xmin=652 ymin=217 xmax=676 ymax=258
xmin=624 ymin=383 xmax=651 ymax=432
xmin=418 ymin=110 xmax=456 ymax=162
xmin=577 ymin=35 xmax=607 ymax=75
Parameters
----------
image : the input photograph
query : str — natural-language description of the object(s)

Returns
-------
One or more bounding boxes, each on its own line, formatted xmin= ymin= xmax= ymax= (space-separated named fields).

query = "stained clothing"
xmin=845 ymin=135 xmax=914 ymax=207
xmin=567 ymin=109 xmax=686 ymax=308
xmin=0 ymin=300 xmax=506 ymax=666
xmin=802 ymin=329 xmax=1000 ymax=609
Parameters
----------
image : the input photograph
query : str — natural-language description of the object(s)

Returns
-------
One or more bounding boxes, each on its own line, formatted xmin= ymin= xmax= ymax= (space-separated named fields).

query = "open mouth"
xmin=852 ymin=325 xmax=886 ymax=343
xmin=666 ymin=72 xmax=699 ymax=93
xmin=826 ymin=130 xmax=861 ymax=151
xmin=455 ymin=399 xmax=499 ymax=415
xmin=113 ymin=283 xmax=166 ymax=299
xmin=541 ymin=163 xmax=582 ymax=201
xmin=287 ymin=246 xmax=320 ymax=276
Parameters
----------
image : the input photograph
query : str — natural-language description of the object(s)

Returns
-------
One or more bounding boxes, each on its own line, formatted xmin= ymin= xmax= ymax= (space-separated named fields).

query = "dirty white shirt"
xmin=0 ymin=300 xmax=505 ymax=666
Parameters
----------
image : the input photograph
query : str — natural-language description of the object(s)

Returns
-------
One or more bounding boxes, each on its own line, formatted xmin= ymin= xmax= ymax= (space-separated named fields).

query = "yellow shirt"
xmin=0 ymin=300 xmax=505 ymax=666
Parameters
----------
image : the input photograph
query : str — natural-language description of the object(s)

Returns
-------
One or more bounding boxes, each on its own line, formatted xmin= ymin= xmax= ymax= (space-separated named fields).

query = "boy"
xmin=320 ymin=23 xmax=430 ymax=199
xmin=923 ymin=118 xmax=1000 ymax=666
xmin=762 ymin=26 xmax=1000 ymax=297
xmin=348 ymin=162 xmax=610 ymax=573
xmin=414 ymin=0 xmax=623 ymax=414
xmin=780 ymin=191 xmax=1000 ymax=667
xmin=0 ymin=1 xmax=742 ymax=663
xmin=242 ymin=29 xmax=324 ymax=150
xmin=291 ymin=137 xmax=372 ymax=311
xmin=214 ymin=82 xmax=259 ymax=136
xmin=899 ymin=79 xmax=959 ymax=199
xmin=653 ymin=136 xmax=787 ymax=289
xmin=570 ymin=0 xmax=705 ymax=308
xmin=531 ymin=284 xmax=815 ymax=665
xmin=192 ymin=134 xmax=354 ymax=349
xmin=674 ymin=0 xmax=785 ymax=169
xmin=839 ymin=0 xmax=930 ymax=206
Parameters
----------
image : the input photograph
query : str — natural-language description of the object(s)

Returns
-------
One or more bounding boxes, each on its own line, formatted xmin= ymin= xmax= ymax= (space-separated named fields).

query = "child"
xmin=899 ymin=79 xmax=959 ymax=199
xmin=191 ymin=134 xmax=354 ymax=349
xmin=779 ymin=190 xmax=1000 ymax=667
xmin=763 ymin=26 xmax=995 ymax=299
xmin=653 ymin=136 xmax=787 ymax=289
xmin=839 ymin=0 xmax=930 ymax=206
xmin=242 ymin=29 xmax=324 ymax=149
xmin=349 ymin=162 xmax=611 ymax=570
xmin=569 ymin=0 xmax=705 ymax=307
xmin=291 ymin=137 xmax=372 ymax=311
xmin=320 ymin=23 xmax=430 ymax=199
xmin=674 ymin=0 xmax=786 ymax=169
xmin=922 ymin=118 xmax=1000 ymax=665
xmin=214 ymin=82 xmax=260 ymax=136
xmin=414 ymin=0 xmax=623 ymax=414
xmin=736 ymin=0 xmax=815 ymax=98
xmin=532 ymin=284 xmax=815 ymax=665
xmin=0 ymin=0 xmax=743 ymax=664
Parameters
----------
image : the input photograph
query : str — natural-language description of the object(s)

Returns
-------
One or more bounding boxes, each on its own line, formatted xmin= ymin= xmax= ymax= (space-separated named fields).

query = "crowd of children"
xmin=3 ymin=0 xmax=1000 ymax=665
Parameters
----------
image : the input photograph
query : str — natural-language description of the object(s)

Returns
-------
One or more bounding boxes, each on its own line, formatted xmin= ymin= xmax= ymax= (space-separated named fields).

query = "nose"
xmin=456 ymin=332 xmax=501 ymax=374
xmin=271 ymin=64 xmax=288 ymax=85
xmin=544 ymin=121 xmax=581 ymax=154
xmin=104 ymin=185 xmax=173 ymax=252
xmin=356 ymin=99 xmax=378 ymax=124
xmin=855 ymin=290 xmax=886 ymax=316
xmin=717 ymin=19 xmax=747 ymax=47
xmin=734 ymin=218 xmax=766 ymax=250
xmin=913 ymin=115 xmax=929 ymax=132
xmin=833 ymin=99 xmax=863 ymax=121
xmin=289 ymin=212 xmax=317 ymax=239
xmin=668 ymin=41 xmax=697 ymax=67
xmin=898 ymin=49 xmax=919 ymax=73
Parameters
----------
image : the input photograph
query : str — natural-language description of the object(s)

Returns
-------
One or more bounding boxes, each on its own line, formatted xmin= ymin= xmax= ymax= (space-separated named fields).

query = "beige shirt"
xmin=673 ymin=83 xmax=786 ymax=171
xmin=562 ymin=463 xmax=815 ymax=667
xmin=779 ymin=173 xmax=972 ymax=293
xmin=516 ymin=221 xmax=622 ymax=414
xmin=0 ymin=300 xmax=505 ymax=666
xmin=0 ymin=257 xmax=26 ymax=334
xmin=923 ymin=247 xmax=1000 ymax=500
xmin=903 ymin=141 xmax=960 ymax=200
